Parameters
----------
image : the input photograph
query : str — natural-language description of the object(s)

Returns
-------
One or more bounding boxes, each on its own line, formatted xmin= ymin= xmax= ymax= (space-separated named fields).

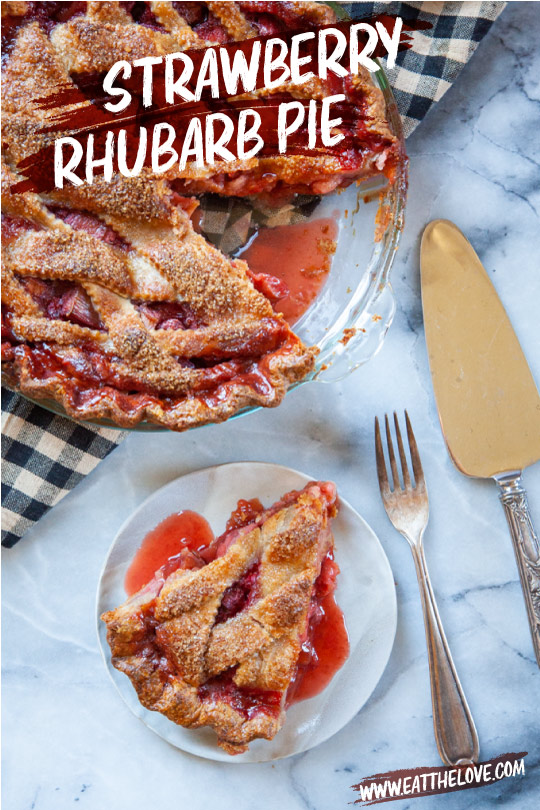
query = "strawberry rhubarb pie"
xmin=1 ymin=1 xmax=401 ymax=431
xmin=101 ymin=480 xmax=348 ymax=754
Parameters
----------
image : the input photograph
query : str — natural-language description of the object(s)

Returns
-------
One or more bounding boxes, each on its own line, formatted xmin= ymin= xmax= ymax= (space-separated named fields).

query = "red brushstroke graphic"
xmin=5 ymin=11 xmax=431 ymax=194
xmin=351 ymin=752 xmax=527 ymax=805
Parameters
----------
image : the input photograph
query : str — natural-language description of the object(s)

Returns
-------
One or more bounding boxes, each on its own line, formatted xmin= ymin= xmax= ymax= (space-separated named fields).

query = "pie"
xmin=101 ymin=480 xmax=342 ymax=754
xmin=1 ymin=1 xmax=401 ymax=431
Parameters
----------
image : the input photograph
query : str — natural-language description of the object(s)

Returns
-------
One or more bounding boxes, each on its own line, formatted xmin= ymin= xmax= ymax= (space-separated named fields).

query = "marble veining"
xmin=2 ymin=4 xmax=540 ymax=808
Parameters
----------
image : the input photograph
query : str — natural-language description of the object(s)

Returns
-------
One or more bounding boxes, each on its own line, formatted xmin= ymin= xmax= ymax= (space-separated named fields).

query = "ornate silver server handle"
xmin=496 ymin=471 xmax=540 ymax=667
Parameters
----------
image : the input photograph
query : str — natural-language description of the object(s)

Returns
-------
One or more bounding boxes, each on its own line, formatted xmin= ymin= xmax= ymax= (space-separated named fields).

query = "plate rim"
xmin=95 ymin=461 xmax=397 ymax=763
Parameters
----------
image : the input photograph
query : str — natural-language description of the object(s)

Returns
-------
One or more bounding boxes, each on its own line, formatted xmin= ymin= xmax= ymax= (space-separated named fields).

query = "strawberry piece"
xmin=247 ymin=269 xmax=289 ymax=304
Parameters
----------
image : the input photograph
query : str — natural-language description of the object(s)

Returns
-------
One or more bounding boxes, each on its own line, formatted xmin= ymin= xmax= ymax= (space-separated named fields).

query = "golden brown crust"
xmin=150 ymin=1 xmax=203 ymax=48
xmin=2 ymin=2 xmax=28 ymax=16
xmin=207 ymin=2 xmax=257 ymax=41
xmin=86 ymin=1 xmax=133 ymax=25
xmin=101 ymin=482 xmax=338 ymax=753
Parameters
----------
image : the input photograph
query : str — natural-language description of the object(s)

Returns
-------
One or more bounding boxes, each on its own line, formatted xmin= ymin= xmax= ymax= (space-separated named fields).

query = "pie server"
xmin=421 ymin=219 xmax=540 ymax=666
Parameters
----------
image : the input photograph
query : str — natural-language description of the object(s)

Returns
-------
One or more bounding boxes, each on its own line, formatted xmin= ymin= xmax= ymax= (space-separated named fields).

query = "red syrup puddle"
xmin=287 ymin=552 xmax=350 ymax=706
xmin=238 ymin=217 xmax=338 ymax=325
xmin=124 ymin=510 xmax=215 ymax=596
xmin=124 ymin=500 xmax=349 ymax=704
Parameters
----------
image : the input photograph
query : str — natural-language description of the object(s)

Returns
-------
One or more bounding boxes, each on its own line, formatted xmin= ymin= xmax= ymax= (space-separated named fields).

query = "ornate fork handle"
xmin=496 ymin=471 xmax=540 ymax=667
xmin=410 ymin=541 xmax=479 ymax=766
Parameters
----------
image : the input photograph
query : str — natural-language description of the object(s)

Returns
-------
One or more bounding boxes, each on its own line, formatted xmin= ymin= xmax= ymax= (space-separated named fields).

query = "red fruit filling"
xmin=133 ymin=607 xmax=178 ymax=684
xmin=238 ymin=1 xmax=315 ymax=32
xmin=2 ymin=340 xmax=276 ymax=398
xmin=247 ymin=269 xmax=289 ymax=305
xmin=1 ymin=215 xmax=40 ymax=244
xmin=225 ymin=498 xmax=265 ymax=531
xmin=215 ymin=562 xmax=260 ymax=624
xmin=244 ymin=12 xmax=284 ymax=37
xmin=198 ymin=670 xmax=282 ymax=719
xmin=49 ymin=207 xmax=129 ymax=250
xmin=135 ymin=301 xmax=205 ymax=331
xmin=20 ymin=277 xmax=105 ymax=330
xmin=172 ymin=2 xmax=208 ymax=26
xmin=122 ymin=1 xmax=162 ymax=30
xmin=2 ymin=1 xmax=87 ymax=52
xmin=192 ymin=13 xmax=229 ymax=44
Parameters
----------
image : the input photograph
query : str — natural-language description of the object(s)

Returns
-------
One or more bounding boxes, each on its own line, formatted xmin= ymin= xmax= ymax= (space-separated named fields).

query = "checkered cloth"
xmin=1 ymin=0 xmax=506 ymax=546
xmin=1 ymin=389 xmax=123 ymax=547
xmin=343 ymin=1 xmax=506 ymax=137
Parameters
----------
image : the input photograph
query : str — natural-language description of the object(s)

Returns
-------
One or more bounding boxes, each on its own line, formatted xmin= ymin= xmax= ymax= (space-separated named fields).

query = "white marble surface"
xmin=3 ymin=3 xmax=540 ymax=808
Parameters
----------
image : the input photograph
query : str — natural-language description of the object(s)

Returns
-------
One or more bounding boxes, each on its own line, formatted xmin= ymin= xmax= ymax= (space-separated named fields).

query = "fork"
xmin=375 ymin=411 xmax=479 ymax=766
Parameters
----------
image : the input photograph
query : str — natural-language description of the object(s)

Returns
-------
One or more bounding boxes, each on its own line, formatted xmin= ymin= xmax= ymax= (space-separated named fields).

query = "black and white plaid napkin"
xmin=1 ymin=389 xmax=123 ymax=547
xmin=344 ymin=1 xmax=506 ymax=137
xmin=1 ymin=0 xmax=506 ymax=546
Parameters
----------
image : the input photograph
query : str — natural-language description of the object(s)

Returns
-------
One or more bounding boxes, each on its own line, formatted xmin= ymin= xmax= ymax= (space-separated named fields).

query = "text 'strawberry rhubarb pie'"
xmin=101 ymin=481 xmax=348 ymax=754
xmin=1 ymin=1 xmax=401 ymax=431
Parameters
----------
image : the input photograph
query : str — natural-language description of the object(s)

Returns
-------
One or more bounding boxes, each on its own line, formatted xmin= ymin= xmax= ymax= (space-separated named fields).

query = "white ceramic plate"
xmin=96 ymin=462 xmax=397 ymax=763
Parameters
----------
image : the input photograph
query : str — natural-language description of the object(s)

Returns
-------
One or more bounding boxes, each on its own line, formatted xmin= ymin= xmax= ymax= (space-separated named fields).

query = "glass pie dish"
xmin=3 ymin=63 xmax=407 ymax=432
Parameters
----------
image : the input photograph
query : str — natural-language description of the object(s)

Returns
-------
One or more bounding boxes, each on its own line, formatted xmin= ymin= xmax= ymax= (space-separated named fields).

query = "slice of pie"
xmin=101 ymin=481 xmax=342 ymax=754
xmin=1 ymin=2 xmax=402 ymax=430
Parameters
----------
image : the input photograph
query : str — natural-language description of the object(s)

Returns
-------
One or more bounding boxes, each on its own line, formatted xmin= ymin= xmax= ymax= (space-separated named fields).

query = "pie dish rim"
xmin=95 ymin=461 xmax=398 ymax=762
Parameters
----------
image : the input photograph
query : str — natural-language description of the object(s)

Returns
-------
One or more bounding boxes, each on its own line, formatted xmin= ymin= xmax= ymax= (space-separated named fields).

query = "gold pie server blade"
xmin=421 ymin=219 xmax=540 ymax=666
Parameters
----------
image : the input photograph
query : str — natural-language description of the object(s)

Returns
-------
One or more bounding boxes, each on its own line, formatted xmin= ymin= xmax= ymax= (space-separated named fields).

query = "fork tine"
xmin=405 ymin=410 xmax=425 ymax=489
xmin=393 ymin=412 xmax=411 ymax=489
xmin=385 ymin=414 xmax=400 ymax=491
xmin=374 ymin=417 xmax=391 ymax=497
